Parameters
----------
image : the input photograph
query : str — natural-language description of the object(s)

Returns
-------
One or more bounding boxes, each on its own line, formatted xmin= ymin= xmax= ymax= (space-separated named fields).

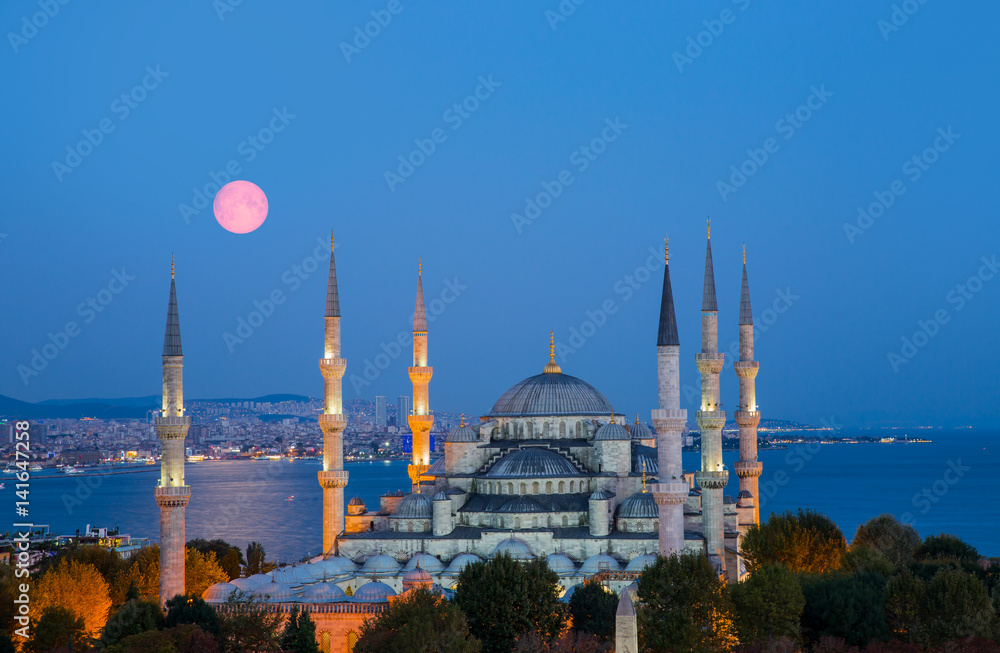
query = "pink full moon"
xmin=213 ymin=180 xmax=268 ymax=234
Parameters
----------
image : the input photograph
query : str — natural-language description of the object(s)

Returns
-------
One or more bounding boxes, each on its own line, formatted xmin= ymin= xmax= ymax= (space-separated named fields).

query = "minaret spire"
xmin=154 ymin=259 xmax=191 ymax=605
xmin=657 ymin=236 xmax=680 ymax=347
xmin=408 ymin=260 xmax=434 ymax=491
xmin=318 ymin=230 xmax=349 ymax=554
xmin=734 ymin=247 xmax=763 ymax=524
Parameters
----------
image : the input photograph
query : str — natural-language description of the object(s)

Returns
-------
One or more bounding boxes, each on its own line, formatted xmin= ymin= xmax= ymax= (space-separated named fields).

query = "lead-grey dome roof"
xmin=447 ymin=424 xmax=479 ymax=442
xmin=616 ymin=491 xmax=658 ymax=519
xmin=595 ymin=421 xmax=630 ymax=441
xmin=498 ymin=496 xmax=545 ymax=513
xmin=485 ymin=448 xmax=582 ymax=478
xmin=487 ymin=372 xmax=614 ymax=417
xmin=393 ymin=492 xmax=432 ymax=518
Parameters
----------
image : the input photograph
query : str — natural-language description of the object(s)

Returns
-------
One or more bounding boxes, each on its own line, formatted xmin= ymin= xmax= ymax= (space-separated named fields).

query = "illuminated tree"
xmin=185 ymin=547 xmax=229 ymax=598
xmin=33 ymin=559 xmax=112 ymax=638
xmin=189 ymin=539 xmax=245 ymax=581
xmin=730 ymin=564 xmax=804 ymax=644
xmin=568 ymin=581 xmax=617 ymax=641
xmin=741 ymin=509 xmax=846 ymax=574
xmin=111 ymin=546 xmax=160 ymax=604
xmin=357 ymin=588 xmax=478 ymax=653
xmin=636 ymin=552 xmax=737 ymax=653
xmin=24 ymin=606 xmax=88 ymax=653
xmin=852 ymin=515 xmax=920 ymax=567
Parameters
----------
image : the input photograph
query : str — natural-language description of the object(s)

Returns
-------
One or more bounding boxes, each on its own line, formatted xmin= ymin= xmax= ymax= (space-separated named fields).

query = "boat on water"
xmin=29 ymin=464 xmax=42 ymax=472
xmin=0 ymin=468 xmax=16 ymax=476
xmin=186 ymin=455 xmax=205 ymax=463
xmin=62 ymin=466 xmax=83 ymax=474
xmin=286 ymin=495 xmax=294 ymax=501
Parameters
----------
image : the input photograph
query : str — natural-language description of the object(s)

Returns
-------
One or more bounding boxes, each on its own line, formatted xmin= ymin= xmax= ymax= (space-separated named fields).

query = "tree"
xmin=885 ymin=569 xmax=925 ymax=642
xmin=100 ymin=598 xmax=165 ymax=648
xmin=38 ymin=544 xmax=125 ymax=593
xmin=107 ymin=624 xmax=221 ymax=653
xmin=280 ymin=606 xmax=320 ymax=653
xmin=840 ymin=546 xmax=895 ymax=578
xmin=799 ymin=570 xmax=889 ymax=647
xmin=741 ymin=509 xmax=847 ymax=574
xmin=25 ymin=606 xmax=89 ymax=653
xmin=219 ymin=549 xmax=242 ymax=582
xmin=852 ymin=515 xmax=921 ymax=567
xmin=915 ymin=534 xmax=979 ymax=563
xmin=185 ymin=548 xmax=229 ymax=598
xmin=918 ymin=567 xmax=994 ymax=645
xmin=33 ymin=559 xmax=112 ymax=638
xmin=188 ymin=539 xmax=244 ymax=581
xmin=245 ymin=541 xmax=276 ymax=577
xmin=568 ymin=581 xmax=617 ymax=641
xmin=513 ymin=630 xmax=611 ymax=653
xmin=112 ymin=546 xmax=160 ymax=604
xmin=357 ymin=588 xmax=479 ymax=653
xmin=731 ymin=564 xmax=805 ymax=644
xmin=216 ymin=591 xmax=284 ymax=653
xmin=166 ymin=594 xmax=221 ymax=637
xmin=455 ymin=554 xmax=565 ymax=653
xmin=636 ymin=552 xmax=738 ymax=653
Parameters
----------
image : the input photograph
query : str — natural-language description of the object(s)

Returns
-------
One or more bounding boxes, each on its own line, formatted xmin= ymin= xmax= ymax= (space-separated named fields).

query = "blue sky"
xmin=2 ymin=2 xmax=997 ymax=427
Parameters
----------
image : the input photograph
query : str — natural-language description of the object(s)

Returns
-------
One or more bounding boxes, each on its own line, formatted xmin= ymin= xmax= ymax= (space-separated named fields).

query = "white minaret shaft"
xmin=694 ymin=223 xmax=727 ymax=571
xmin=407 ymin=259 xmax=433 ymax=491
xmin=734 ymin=249 xmax=762 ymax=524
xmin=318 ymin=232 xmax=349 ymax=555
xmin=651 ymin=237 xmax=688 ymax=557
xmin=155 ymin=258 xmax=191 ymax=605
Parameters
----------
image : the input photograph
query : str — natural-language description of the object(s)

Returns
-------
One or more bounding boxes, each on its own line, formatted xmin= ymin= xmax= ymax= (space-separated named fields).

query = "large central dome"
xmin=487 ymin=372 xmax=614 ymax=417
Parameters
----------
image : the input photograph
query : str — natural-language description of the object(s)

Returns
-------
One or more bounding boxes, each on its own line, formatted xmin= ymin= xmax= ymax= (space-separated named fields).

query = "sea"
xmin=15 ymin=429 xmax=998 ymax=563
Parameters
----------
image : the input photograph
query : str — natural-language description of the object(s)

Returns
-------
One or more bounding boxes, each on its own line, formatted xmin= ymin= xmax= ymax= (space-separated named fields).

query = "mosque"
xmin=168 ymin=226 xmax=763 ymax=652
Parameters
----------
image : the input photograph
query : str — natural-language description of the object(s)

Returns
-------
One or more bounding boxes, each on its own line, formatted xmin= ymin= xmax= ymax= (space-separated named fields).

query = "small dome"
xmin=403 ymin=554 xmax=444 ymax=573
xmin=617 ymin=492 xmax=658 ymax=519
xmin=361 ymin=554 xmax=401 ymax=576
xmin=724 ymin=496 xmax=737 ymax=505
xmin=352 ymin=581 xmax=396 ymax=603
xmin=485 ymin=448 xmax=582 ymax=478
xmin=305 ymin=561 xmax=333 ymax=581
xmin=545 ymin=554 xmax=577 ymax=574
xmin=447 ymin=424 xmax=479 ymax=443
xmin=444 ymin=553 xmax=482 ymax=574
xmin=253 ymin=581 xmax=297 ymax=603
xmin=625 ymin=554 xmax=657 ymax=572
xmin=301 ymin=582 xmax=347 ymax=603
xmin=433 ymin=491 xmax=450 ymax=502
xmin=393 ymin=492 xmax=433 ymax=518
xmin=287 ymin=565 xmax=315 ymax=585
xmin=493 ymin=537 xmax=534 ymax=561
xmin=202 ymin=582 xmax=238 ymax=603
xmin=229 ymin=576 xmax=264 ymax=592
xmin=589 ymin=489 xmax=613 ymax=501
xmin=594 ymin=420 xmax=630 ymax=441
xmin=737 ymin=490 xmax=753 ymax=499
xmin=498 ymin=496 xmax=545 ymax=514
xmin=404 ymin=566 xmax=432 ymax=582
xmin=348 ymin=497 xmax=365 ymax=506
xmin=580 ymin=554 xmax=622 ymax=574
xmin=630 ymin=419 xmax=653 ymax=440
xmin=319 ymin=556 xmax=358 ymax=577
xmin=269 ymin=568 xmax=298 ymax=585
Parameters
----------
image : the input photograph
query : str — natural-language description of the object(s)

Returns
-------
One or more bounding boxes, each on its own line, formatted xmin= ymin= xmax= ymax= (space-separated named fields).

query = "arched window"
xmin=579 ymin=515 xmax=586 ymax=526
xmin=515 ymin=517 xmax=521 ymax=528
xmin=532 ymin=517 xmax=538 ymax=528
xmin=559 ymin=420 xmax=566 ymax=437
xmin=346 ymin=631 xmax=357 ymax=652
xmin=407 ymin=522 xmax=413 ymax=532
xmin=500 ymin=517 xmax=505 ymax=528
xmin=532 ymin=482 xmax=539 ymax=495
xmin=519 ymin=483 xmax=527 ymax=495
xmin=507 ymin=482 xmax=513 ymax=494
xmin=570 ymin=481 xmax=575 ymax=493
xmin=558 ymin=481 xmax=565 ymax=493
xmin=545 ymin=481 xmax=552 ymax=493
xmin=562 ymin=515 xmax=568 ymax=527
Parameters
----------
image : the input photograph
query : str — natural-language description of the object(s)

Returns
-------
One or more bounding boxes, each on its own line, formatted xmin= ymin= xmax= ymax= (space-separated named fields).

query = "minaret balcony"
xmin=695 ymin=353 xmax=725 ymax=374
xmin=408 ymin=414 xmax=434 ymax=431
xmin=651 ymin=408 xmax=687 ymax=434
xmin=154 ymin=485 xmax=191 ymax=507
xmin=652 ymin=481 xmax=689 ymax=504
xmin=734 ymin=461 xmax=763 ymax=478
xmin=318 ymin=470 xmax=349 ymax=489
xmin=734 ymin=410 xmax=761 ymax=428
xmin=734 ymin=361 xmax=759 ymax=378
xmin=695 ymin=411 xmax=727 ymax=431
xmin=155 ymin=415 xmax=191 ymax=427
xmin=318 ymin=414 xmax=348 ymax=432
xmin=695 ymin=470 xmax=729 ymax=489
xmin=408 ymin=367 xmax=433 ymax=384
xmin=319 ymin=358 xmax=347 ymax=379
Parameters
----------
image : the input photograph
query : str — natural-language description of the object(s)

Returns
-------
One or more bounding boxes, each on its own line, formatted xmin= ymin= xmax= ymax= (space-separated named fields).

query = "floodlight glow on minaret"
xmin=734 ymin=245 xmax=763 ymax=524
xmin=407 ymin=259 xmax=434 ymax=491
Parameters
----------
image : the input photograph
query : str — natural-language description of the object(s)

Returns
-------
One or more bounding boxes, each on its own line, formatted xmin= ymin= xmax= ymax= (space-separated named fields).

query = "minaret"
xmin=694 ymin=220 xmax=727 ymax=572
xmin=155 ymin=257 xmax=191 ymax=605
xmin=318 ymin=232 xmax=349 ymax=555
xmin=651 ymin=237 xmax=688 ymax=557
xmin=407 ymin=259 xmax=433 ymax=491
xmin=734 ymin=246 xmax=762 ymax=524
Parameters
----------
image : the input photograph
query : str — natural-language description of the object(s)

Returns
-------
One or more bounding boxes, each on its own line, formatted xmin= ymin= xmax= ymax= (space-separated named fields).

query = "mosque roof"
xmin=629 ymin=419 xmax=653 ymax=440
xmin=545 ymin=553 xmax=578 ymax=574
xmin=459 ymin=493 xmax=589 ymax=514
xmin=580 ymin=553 xmax=622 ymax=574
xmin=444 ymin=553 xmax=482 ymax=574
xmin=487 ymin=372 xmax=614 ymax=417
xmin=301 ymin=582 xmax=347 ymax=603
xmin=403 ymin=554 xmax=445 ymax=573
xmin=353 ymin=581 xmax=396 ymax=603
xmin=484 ymin=447 xmax=583 ymax=478
xmin=392 ymin=492 xmax=433 ymax=518
xmin=202 ymin=582 xmax=237 ymax=603
xmin=631 ymin=444 xmax=659 ymax=476
xmin=616 ymin=491 xmax=658 ymax=519
xmin=594 ymin=421 xmax=630 ymax=441
xmin=447 ymin=423 xmax=479 ymax=442
xmin=360 ymin=554 xmax=401 ymax=575
xmin=625 ymin=554 xmax=657 ymax=572
xmin=493 ymin=537 xmax=534 ymax=560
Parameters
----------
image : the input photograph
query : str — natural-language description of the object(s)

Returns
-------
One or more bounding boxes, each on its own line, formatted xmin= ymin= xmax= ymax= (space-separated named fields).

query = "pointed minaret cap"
xmin=413 ymin=259 xmax=427 ymax=332
xmin=739 ymin=246 xmax=753 ymax=326
xmin=702 ymin=220 xmax=718 ymax=312
xmin=616 ymin=588 xmax=636 ymax=617
xmin=543 ymin=331 xmax=562 ymax=374
xmin=163 ymin=257 xmax=182 ymax=356
xmin=657 ymin=236 xmax=680 ymax=346
xmin=325 ymin=230 xmax=340 ymax=318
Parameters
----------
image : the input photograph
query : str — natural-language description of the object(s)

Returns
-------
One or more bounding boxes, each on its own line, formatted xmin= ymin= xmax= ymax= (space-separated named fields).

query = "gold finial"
xmin=460 ymin=414 xmax=465 ymax=427
xmin=664 ymin=235 xmax=669 ymax=264
xmin=641 ymin=460 xmax=648 ymax=492
xmin=635 ymin=412 xmax=640 ymax=425
xmin=610 ymin=413 xmax=616 ymax=425
xmin=743 ymin=242 xmax=746 ymax=265
xmin=331 ymin=230 xmax=335 ymax=251
xmin=418 ymin=257 xmax=422 ymax=276
xmin=171 ymin=255 xmax=175 ymax=279
xmin=543 ymin=331 xmax=562 ymax=374
xmin=707 ymin=217 xmax=711 ymax=240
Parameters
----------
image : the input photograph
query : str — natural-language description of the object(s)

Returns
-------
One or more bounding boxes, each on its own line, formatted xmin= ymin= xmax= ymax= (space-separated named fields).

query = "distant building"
xmin=375 ymin=396 xmax=387 ymax=428
xmin=397 ymin=395 xmax=410 ymax=429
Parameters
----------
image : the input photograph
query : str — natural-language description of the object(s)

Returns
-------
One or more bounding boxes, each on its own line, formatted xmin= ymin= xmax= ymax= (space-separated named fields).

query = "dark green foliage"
xmin=188 ymin=539 xmax=244 ymax=581
xmin=280 ymin=606 xmax=319 ymax=653
xmin=568 ymin=581 xmax=617 ymax=641
xmin=454 ymin=554 xmax=564 ymax=653
xmin=841 ymin=546 xmax=895 ymax=577
xmin=25 ymin=606 xmax=89 ymax=653
xmin=0 ymin=563 xmax=20 ymax=634
xmin=0 ymin=631 xmax=15 ymax=653
xmin=100 ymin=598 xmax=165 ymax=648
xmin=165 ymin=594 xmax=220 ymax=637
xmin=915 ymin=533 xmax=979 ymax=563
xmin=741 ymin=509 xmax=847 ymax=574
xmin=799 ymin=570 xmax=889 ymax=647
xmin=107 ymin=624 xmax=220 ymax=653
xmin=731 ymin=564 xmax=805 ymax=643
xmin=851 ymin=515 xmax=921 ymax=567
xmin=636 ymin=552 xmax=737 ymax=653
xmin=219 ymin=549 xmax=242 ymax=582
xmin=216 ymin=591 xmax=284 ymax=653
xmin=356 ymin=588 xmax=480 ymax=653
xmin=244 ymin=541 xmax=275 ymax=577
xmin=886 ymin=566 xmax=996 ymax=646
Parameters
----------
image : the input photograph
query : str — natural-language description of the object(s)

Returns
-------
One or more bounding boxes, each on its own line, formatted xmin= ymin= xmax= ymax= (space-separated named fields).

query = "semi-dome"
xmin=253 ymin=581 xmax=297 ymax=603
xmin=361 ymin=554 xmax=401 ymax=576
xmin=545 ymin=554 xmax=578 ymax=574
xmin=485 ymin=448 xmax=582 ymax=478
xmin=590 ymin=489 xmax=614 ymax=501
xmin=202 ymin=582 xmax=238 ymax=603
xmin=580 ymin=553 xmax=622 ymax=574
xmin=594 ymin=420 xmax=630 ymax=441
xmin=625 ymin=554 xmax=657 ymax=572
xmin=487 ymin=372 xmax=615 ymax=417
xmin=493 ymin=537 xmax=534 ymax=560
xmin=630 ymin=418 xmax=653 ymax=440
xmin=393 ymin=492 xmax=433 ymax=518
xmin=433 ymin=491 xmax=450 ymax=502
xmin=403 ymin=554 xmax=445 ymax=573
xmin=352 ymin=581 xmax=396 ymax=603
xmin=301 ymin=582 xmax=348 ymax=603
xmin=617 ymin=491 xmax=658 ymax=519
xmin=444 ymin=553 xmax=482 ymax=574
